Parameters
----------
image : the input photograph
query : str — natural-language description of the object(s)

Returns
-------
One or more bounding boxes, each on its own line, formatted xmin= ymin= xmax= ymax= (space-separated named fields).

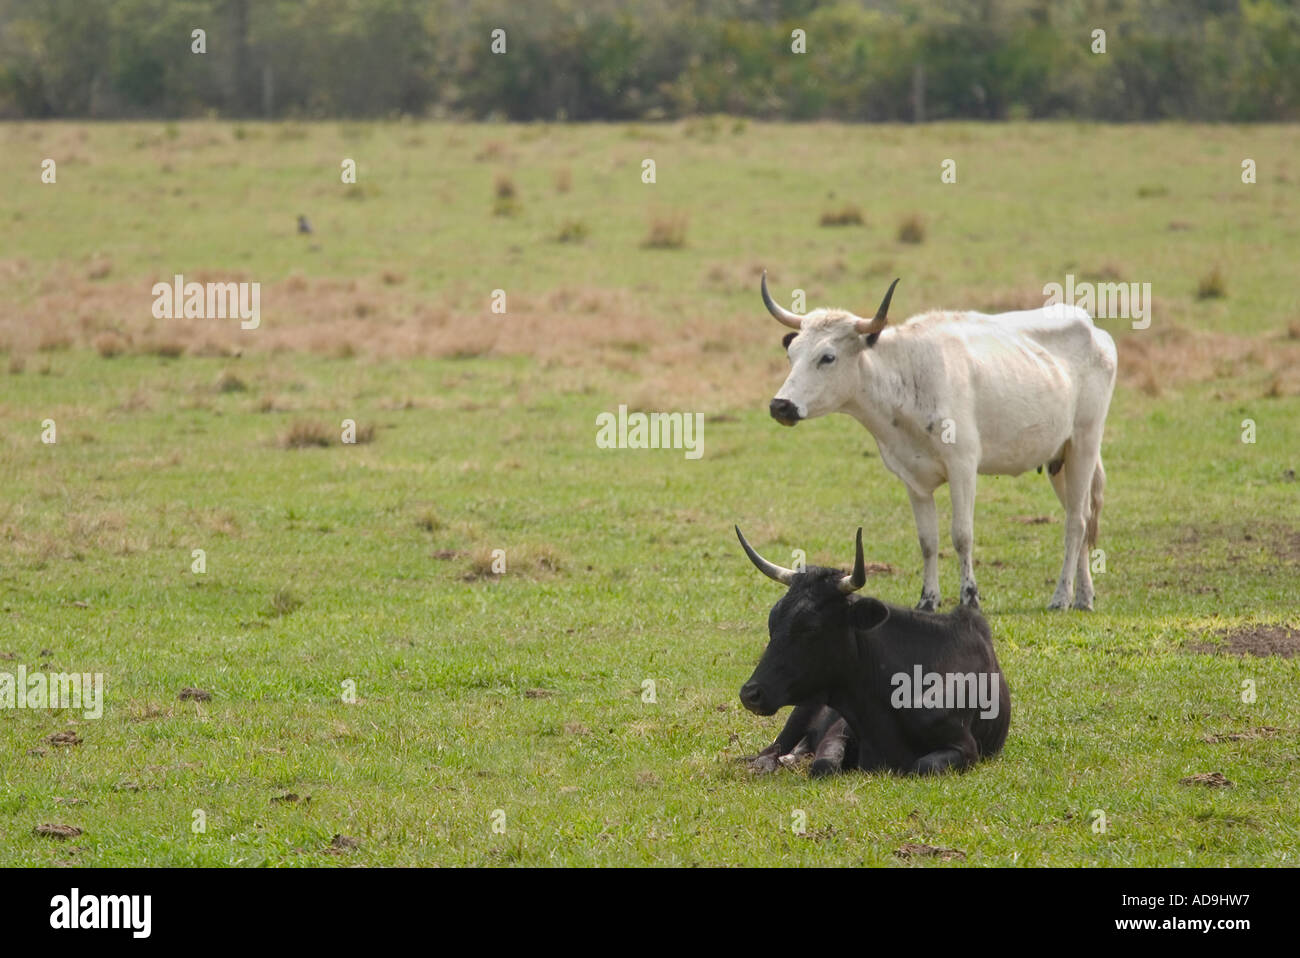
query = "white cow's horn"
xmin=854 ymin=278 xmax=900 ymax=336
xmin=735 ymin=526 xmax=797 ymax=585
xmin=837 ymin=528 xmax=868 ymax=593
xmin=761 ymin=270 xmax=804 ymax=331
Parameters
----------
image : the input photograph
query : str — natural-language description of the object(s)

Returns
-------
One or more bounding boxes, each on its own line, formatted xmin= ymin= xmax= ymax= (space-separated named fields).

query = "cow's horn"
xmin=854 ymin=278 xmax=900 ymax=336
xmin=838 ymin=527 xmax=868 ymax=593
xmin=761 ymin=270 xmax=804 ymax=331
xmin=735 ymin=525 xmax=797 ymax=585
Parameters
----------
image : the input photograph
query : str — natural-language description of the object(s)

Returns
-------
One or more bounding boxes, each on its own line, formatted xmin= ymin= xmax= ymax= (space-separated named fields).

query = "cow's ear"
xmin=849 ymin=597 xmax=889 ymax=632
xmin=782 ymin=332 xmax=798 ymax=350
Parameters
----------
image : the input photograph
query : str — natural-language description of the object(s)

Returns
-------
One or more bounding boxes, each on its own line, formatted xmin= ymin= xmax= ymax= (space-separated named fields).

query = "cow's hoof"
xmin=960 ymin=586 xmax=980 ymax=609
xmin=915 ymin=596 xmax=939 ymax=613
xmin=1047 ymin=595 xmax=1069 ymax=610
xmin=809 ymin=758 xmax=839 ymax=778
xmin=746 ymin=755 xmax=779 ymax=774
xmin=1072 ymin=599 xmax=1094 ymax=611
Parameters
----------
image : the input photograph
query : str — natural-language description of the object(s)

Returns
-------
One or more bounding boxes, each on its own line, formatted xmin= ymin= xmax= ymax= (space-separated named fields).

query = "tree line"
xmin=1 ymin=0 xmax=1296 ymax=122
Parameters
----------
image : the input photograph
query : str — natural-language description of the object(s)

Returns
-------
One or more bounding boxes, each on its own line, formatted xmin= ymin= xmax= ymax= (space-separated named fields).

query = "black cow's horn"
xmin=735 ymin=525 xmax=797 ymax=585
xmin=854 ymin=278 xmax=900 ymax=336
xmin=837 ymin=527 xmax=867 ymax=593
xmin=761 ymin=270 xmax=804 ymax=331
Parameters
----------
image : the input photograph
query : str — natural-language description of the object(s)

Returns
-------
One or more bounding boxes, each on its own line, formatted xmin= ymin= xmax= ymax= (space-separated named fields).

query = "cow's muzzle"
xmin=740 ymin=681 xmax=777 ymax=716
xmin=769 ymin=398 xmax=801 ymax=427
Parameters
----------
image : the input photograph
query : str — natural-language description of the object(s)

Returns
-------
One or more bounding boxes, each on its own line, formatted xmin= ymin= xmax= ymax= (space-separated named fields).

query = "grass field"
xmin=1 ymin=120 xmax=1297 ymax=866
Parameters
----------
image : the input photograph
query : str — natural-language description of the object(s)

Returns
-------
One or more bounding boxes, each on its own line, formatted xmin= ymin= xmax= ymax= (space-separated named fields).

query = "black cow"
xmin=735 ymin=526 xmax=1010 ymax=776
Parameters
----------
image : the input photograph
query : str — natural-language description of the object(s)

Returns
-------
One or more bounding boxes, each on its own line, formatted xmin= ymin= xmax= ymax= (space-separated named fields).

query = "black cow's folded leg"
xmin=746 ymin=703 xmax=822 ymax=773
xmin=809 ymin=717 xmax=851 ymax=777
xmin=911 ymin=732 xmax=979 ymax=775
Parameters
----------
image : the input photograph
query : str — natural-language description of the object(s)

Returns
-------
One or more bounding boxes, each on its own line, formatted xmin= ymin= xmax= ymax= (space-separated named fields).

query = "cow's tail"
xmin=1086 ymin=458 xmax=1105 ymax=551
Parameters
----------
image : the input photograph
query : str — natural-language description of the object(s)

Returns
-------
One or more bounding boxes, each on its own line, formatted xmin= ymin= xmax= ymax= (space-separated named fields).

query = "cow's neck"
xmin=841 ymin=342 xmax=910 ymax=436
xmin=823 ymin=631 xmax=888 ymax=742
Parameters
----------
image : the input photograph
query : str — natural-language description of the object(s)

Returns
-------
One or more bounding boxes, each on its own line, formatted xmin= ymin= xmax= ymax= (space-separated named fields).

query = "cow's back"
xmin=893 ymin=306 xmax=1113 ymax=471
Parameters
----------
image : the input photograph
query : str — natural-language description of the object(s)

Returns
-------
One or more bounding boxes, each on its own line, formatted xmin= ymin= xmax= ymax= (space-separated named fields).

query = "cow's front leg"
xmin=744 ymin=703 xmax=821 ymax=773
xmin=948 ymin=469 xmax=979 ymax=608
xmin=906 ymin=486 xmax=941 ymax=611
xmin=809 ymin=717 xmax=851 ymax=778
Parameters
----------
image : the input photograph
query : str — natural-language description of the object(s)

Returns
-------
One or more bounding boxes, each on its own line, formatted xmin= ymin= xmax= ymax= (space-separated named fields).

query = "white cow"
xmin=760 ymin=272 xmax=1117 ymax=611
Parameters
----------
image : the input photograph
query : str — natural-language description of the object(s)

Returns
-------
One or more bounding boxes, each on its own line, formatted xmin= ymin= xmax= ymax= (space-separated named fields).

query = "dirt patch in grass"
xmin=327 ymin=834 xmax=360 ymax=853
xmin=178 ymin=687 xmax=212 ymax=702
xmin=1203 ymin=726 xmax=1285 ymax=744
xmin=1173 ymin=522 xmax=1300 ymax=568
xmin=1190 ymin=625 xmax=1300 ymax=659
xmin=1180 ymin=771 xmax=1233 ymax=788
xmin=34 ymin=823 xmax=82 ymax=839
xmin=46 ymin=731 xmax=81 ymax=747
xmin=895 ymin=842 xmax=965 ymax=862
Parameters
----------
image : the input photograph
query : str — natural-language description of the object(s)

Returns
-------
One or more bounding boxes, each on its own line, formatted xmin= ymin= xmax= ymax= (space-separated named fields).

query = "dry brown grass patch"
xmin=555 ymin=219 xmax=589 ymax=243
xmin=86 ymin=257 xmax=112 ymax=280
xmin=897 ymin=213 xmax=926 ymax=244
xmin=464 ymin=543 xmax=563 ymax=581
xmin=94 ymin=332 xmax=127 ymax=357
xmin=643 ymin=212 xmax=688 ymax=249
xmin=1119 ymin=324 xmax=1300 ymax=397
xmin=819 ymin=205 xmax=864 ymax=227
xmin=37 ymin=331 xmax=73 ymax=352
xmin=415 ymin=507 xmax=444 ymax=532
xmin=215 ymin=369 xmax=246 ymax=392
xmin=474 ymin=140 xmax=506 ymax=162
xmin=1195 ymin=266 xmax=1226 ymax=300
xmin=142 ymin=338 xmax=186 ymax=358
xmin=280 ymin=420 xmax=333 ymax=448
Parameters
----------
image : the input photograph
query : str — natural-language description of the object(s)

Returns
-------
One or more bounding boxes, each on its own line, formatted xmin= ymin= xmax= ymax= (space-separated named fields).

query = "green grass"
xmin=0 ymin=121 xmax=1297 ymax=866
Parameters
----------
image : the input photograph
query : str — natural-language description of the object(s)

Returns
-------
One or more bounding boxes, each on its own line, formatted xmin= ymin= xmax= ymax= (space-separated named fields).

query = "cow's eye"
xmin=818 ymin=353 xmax=836 ymax=367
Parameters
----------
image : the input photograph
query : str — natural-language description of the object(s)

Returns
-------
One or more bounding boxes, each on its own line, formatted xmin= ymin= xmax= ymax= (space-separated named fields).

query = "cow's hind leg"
xmin=1048 ymin=431 xmax=1103 ymax=610
xmin=1076 ymin=458 xmax=1105 ymax=610
xmin=911 ymin=729 xmax=979 ymax=775
xmin=906 ymin=486 xmax=942 ymax=611
xmin=1052 ymin=459 xmax=1104 ymax=610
